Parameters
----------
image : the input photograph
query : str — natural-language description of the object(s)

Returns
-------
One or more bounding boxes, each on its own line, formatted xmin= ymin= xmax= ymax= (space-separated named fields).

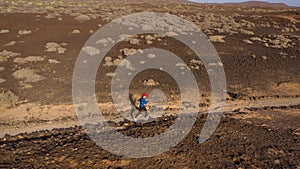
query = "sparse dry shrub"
xmin=0 ymin=91 xmax=18 ymax=108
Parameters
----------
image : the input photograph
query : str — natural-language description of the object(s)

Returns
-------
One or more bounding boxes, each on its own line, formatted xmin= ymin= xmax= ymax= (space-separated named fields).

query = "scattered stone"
xmin=279 ymin=52 xmax=288 ymax=58
xmin=119 ymin=59 xmax=134 ymax=70
xmin=147 ymin=53 xmax=156 ymax=59
xmin=113 ymin=58 xmax=122 ymax=66
xmin=274 ymin=160 xmax=280 ymax=165
xmin=282 ymin=27 xmax=291 ymax=32
xmin=290 ymin=55 xmax=297 ymax=59
xmin=259 ymin=22 xmax=271 ymax=28
xmin=240 ymin=29 xmax=254 ymax=35
xmin=146 ymin=40 xmax=153 ymax=45
xmin=209 ymin=35 xmax=226 ymax=43
xmin=0 ymin=56 xmax=7 ymax=62
xmin=96 ymin=39 xmax=109 ymax=45
xmin=189 ymin=59 xmax=202 ymax=70
xmin=14 ymin=56 xmax=45 ymax=64
xmin=190 ymin=13 xmax=255 ymax=34
xmin=262 ymin=55 xmax=268 ymax=60
xmin=281 ymin=24 xmax=299 ymax=33
xmin=48 ymin=59 xmax=61 ymax=64
xmin=190 ymin=65 xmax=200 ymax=69
xmin=106 ymin=72 xmax=115 ymax=77
xmin=4 ymin=41 xmax=16 ymax=46
xmin=129 ymin=38 xmax=140 ymax=45
xmin=250 ymin=35 xmax=295 ymax=48
xmin=175 ymin=63 xmax=186 ymax=67
xmin=45 ymin=13 xmax=60 ymax=19
xmin=243 ymin=39 xmax=253 ymax=44
xmin=45 ymin=42 xmax=67 ymax=54
xmin=264 ymin=43 xmax=269 ymax=47
xmin=75 ymin=14 xmax=90 ymax=22
xmin=0 ymin=78 xmax=6 ymax=83
xmin=46 ymin=47 xmax=57 ymax=52
xmin=190 ymin=59 xmax=202 ymax=65
xmin=71 ymin=30 xmax=80 ymax=34
xmin=104 ymin=56 xmax=112 ymax=62
xmin=18 ymin=30 xmax=32 ymax=35
xmin=165 ymin=31 xmax=178 ymax=37
xmin=0 ymin=50 xmax=21 ymax=59
xmin=0 ymin=67 xmax=5 ymax=71
xmin=114 ymin=12 xmax=199 ymax=34
xmin=82 ymin=46 xmax=100 ymax=56
xmin=137 ymin=49 xmax=144 ymax=54
xmin=269 ymin=35 xmax=294 ymax=48
xmin=96 ymin=38 xmax=115 ymax=45
xmin=145 ymin=35 xmax=155 ymax=41
xmin=118 ymin=34 xmax=138 ymax=42
xmin=12 ymin=68 xmax=44 ymax=83
xmin=143 ymin=79 xmax=158 ymax=86
xmin=0 ymin=29 xmax=9 ymax=34
xmin=121 ymin=48 xmax=137 ymax=56
xmin=250 ymin=37 xmax=262 ymax=41
xmin=47 ymin=42 xmax=60 ymax=48
xmin=57 ymin=47 xmax=66 ymax=54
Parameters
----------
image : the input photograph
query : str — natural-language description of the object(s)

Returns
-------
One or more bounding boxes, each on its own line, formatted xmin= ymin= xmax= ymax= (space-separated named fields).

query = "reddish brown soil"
xmin=1 ymin=109 xmax=299 ymax=168
xmin=0 ymin=1 xmax=299 ymax=168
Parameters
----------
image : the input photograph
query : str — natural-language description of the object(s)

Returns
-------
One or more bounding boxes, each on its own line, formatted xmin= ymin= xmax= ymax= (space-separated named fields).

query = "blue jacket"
xmin=138 ymin=98 xmax=147 ymax=108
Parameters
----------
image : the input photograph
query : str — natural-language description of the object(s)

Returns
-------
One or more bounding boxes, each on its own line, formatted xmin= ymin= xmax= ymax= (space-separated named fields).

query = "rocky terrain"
xmin=0 ymin=0 xmax=299 ymax=168
xmin=222 ymin=1 xmax=290 ymax=8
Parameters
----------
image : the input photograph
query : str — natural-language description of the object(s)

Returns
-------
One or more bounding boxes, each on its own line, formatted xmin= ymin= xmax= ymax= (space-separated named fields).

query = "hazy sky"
xmin=189 ymin=0 xmax=300 ymax=7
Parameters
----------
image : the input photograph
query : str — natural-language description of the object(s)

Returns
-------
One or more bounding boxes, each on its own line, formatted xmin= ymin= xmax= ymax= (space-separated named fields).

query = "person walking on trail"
xmin=134 ymin=93 xmax=149 ymax=121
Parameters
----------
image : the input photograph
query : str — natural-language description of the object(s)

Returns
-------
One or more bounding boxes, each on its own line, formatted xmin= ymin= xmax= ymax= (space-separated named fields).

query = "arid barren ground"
xmin=0 ymin=0 xmax=299 ymax=168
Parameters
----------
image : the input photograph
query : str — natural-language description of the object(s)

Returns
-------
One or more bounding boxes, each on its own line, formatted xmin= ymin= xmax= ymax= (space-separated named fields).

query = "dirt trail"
xmin=1 ymin=97 xmax=299 ymax=137
xmin=1 ymin=105 xmax=299 ymax=169
xmin=276 ymin=15 xmax=300 ymax=23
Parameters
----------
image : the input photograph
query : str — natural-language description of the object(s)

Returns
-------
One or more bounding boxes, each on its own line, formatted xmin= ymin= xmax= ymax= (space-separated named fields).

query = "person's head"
xmin=142 ymin=93 xmax=148 ymax=98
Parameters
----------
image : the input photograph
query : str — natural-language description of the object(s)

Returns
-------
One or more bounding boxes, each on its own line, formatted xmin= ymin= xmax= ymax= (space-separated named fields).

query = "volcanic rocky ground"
xmin=0 ymin=0 xmax=299 ymax=168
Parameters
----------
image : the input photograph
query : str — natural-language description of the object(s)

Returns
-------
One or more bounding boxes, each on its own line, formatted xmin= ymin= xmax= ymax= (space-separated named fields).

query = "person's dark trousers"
xmin=135 ymin=106 xmax=148 ymax=118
